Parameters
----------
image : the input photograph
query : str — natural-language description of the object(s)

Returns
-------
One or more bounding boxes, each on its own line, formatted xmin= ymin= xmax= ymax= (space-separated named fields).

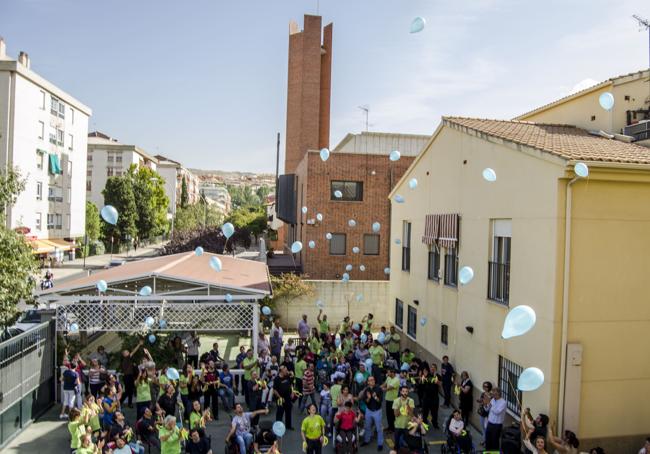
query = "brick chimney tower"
xmin=284 ymin=15 xmax=333 ymax=174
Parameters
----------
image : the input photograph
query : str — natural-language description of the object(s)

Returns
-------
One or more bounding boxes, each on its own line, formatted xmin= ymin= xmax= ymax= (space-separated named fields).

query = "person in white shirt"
xmin=184 ymin=332 xmax=201 ymax=368
xmin=447 ymin=409 xmax=471 ymax=452
xmin=270 ymin=319 xmax=284 ymax=342
xmin=485 ymin=388 xmax=507 ymax=450
xmin=448 ymin=410 xmax=465 ymax=436
xmin=639 ymin=437 xmax=650 ymax=454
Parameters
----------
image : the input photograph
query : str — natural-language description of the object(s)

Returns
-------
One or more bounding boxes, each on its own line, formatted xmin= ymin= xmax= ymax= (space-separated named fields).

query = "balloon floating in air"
xmin=69 ymin=323 xmax=79 ymax=332
xmin=316 ymin=213 xmax=323 ymax=222
xmin=420 ymin=317 xmax=427 ymax=326
xmin=139 ymin=286 xmax=152 ymax=297
xmin=377 ymin=332 xmax=385 ymax=344
xmin=360 ymin=333 xmax=368 ymax=343
xmin=408 ymin=178 xmax=418 ymax=189
xmin=166 ymin=367 xmax=180 ymax=381
xmin=458 ymin=266 xmax=474 ymax=285
xmin=145 ymin=316 xmax=155 ymax=327
xmin=352 ymin=246 xmax=360 ymax=254
xmin=356 ymin=293 xmax=363 ymax=302
xmin=159 ymin=319 xmax=168 ymax=329
xmin=326 ymin=232 xmax=332 ymax=240
xmin=316 ymin=300 xmax=324 ymax=309
xmin=384 ymin=267 xmax=390 ymax=275
xmin=320 ymin=148 xmax=330 ymax=162
xmin=348 ymin=219 xmax=356 ymax=227
xmin=221 ymin=222 xmax=235 ymax=239
xmin=574 ymin=162 xmax=589 ymax=178
xmin=359 ymin=265 xmax=366 ymax=272
xmin=342 ymin=272 xmax=350 ymax=281
xmin=401 ymin=362 xmax=410 ymax=371
xmin=301 ymin=206 xmax=308 ymax=214
xmin=517 ymin=367 xmax=544 ymax=392
xmin=291 ymin=241 xmax=303 ymax=253
xmin=272 ymin=421 xmax=286 ymax=438
xmin=502 ymin=305 xmax=537 ymax=339
xmin=395 ymin=238 xmax=401 ymax=245
xmin=335 ymin=337 xmax=341 ymax=348
xmin=209 ymin=257 xmax=222 ymax=272
xmin=409 ymin=16 xmax=426 ymax=34
xmin=308 ymin=240 xmax=316 ymax=249
xmin=482 ymin=168 xmax=497 ymax=182
xmin=225 ymin=293 xmax=233 ymax=303
xmin=261 ymin=306 xmax=271 ymax=316
xmin=355 ymin=372 xmax=365 ymax=384
xmin=148 ymin=334 xmax=156 ymax=344
xmin=598 ymin=92 xmax=614 ymax=111
xmin=194 ymin=246 xmax=204 ymax=256
xmin=334 ymin=190 xmax=343 ymax=199
xmin=345 ymin=264 xmax=353 ymax=271
xmin=96 ymin=280 xmax=107 ymax=292
xmin=394 ymin=195 xmax=405 ymax=203
xmin=372 ymin=222 xmax=381 ymax=233
xmin=353 ymin=323 xmax=361 ymax=331
xmin=389 ymin=150 xmax=401 ymax=161
xmin=364 ymin=358 xmax=373 ymax=370
xmin=100 ymin=205 xmax=118 ymax=225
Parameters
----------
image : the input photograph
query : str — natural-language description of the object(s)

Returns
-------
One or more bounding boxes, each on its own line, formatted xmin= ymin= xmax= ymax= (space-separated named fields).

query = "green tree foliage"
xmin=227 ymin=185 xmax=262 ymax=209
xmin=128 ymin=165 xmax=169 ymax=239
xmin=102 ymin=176 xmax=138 ymax=246
xmin=180 ymin=176 xmax=189 ymax=209
xmin=228 ymin=206 xmax=267 ymax=239
xmin=173 ymin=203 xmax=224 ymax=233
xmin=256 ymin=185 xmax=272 ymax=203
xmin=0 ymin=169 xmax=37 ymax=329
xmin=85 ymin=201 xmax=101 ymax=241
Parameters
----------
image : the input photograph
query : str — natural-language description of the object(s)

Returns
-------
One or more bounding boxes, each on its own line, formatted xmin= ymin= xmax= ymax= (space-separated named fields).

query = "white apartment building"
xmin=86 ymin=132 xmax=158 ymax=208
xmin=155 ymin=155 xmax=200 ymax=215
xmin=0 ymin=39 xmax=91 ymax=250
xmin=199 ymin=183 xmax=231 ymax=215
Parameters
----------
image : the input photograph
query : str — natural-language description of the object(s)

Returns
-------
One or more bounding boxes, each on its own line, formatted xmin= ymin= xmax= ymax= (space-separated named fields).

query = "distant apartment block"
xmin=199 ymin=183 xmax=232 ymax=215
xmin=155 ymin=155 xmax=200 ymax=215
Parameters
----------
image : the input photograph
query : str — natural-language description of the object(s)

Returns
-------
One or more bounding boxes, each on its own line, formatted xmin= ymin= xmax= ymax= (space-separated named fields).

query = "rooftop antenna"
xmin=358 ymin=105 xmax=369 ymax=132
xmin=633 ymin=14 xmax=650 ymax=69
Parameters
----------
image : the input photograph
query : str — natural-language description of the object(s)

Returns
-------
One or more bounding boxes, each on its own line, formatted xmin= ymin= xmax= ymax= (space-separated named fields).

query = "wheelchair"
xmin=439 ymin=415 xmax=475 ymax=454
xmin=224 ymin=419 xmax=280 ymax=454
xmin=332 ymin=417 xmax=361 ymax=454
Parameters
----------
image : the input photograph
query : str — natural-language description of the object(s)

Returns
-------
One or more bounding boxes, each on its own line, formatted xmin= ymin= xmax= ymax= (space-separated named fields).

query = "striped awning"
xmin=421 ymin=213 xmax=460 ymax=249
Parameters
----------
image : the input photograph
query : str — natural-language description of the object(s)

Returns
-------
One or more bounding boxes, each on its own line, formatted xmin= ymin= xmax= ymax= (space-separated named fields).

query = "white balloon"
xmin=345 ymin=264 xmax=353 ymax=271
xmin=316 ymin=300 xmax=324 ymax=309
xmin=342 ymin=273 xmax=350 ymax=281
xmin=359 ymin=265 xmax=366 ymax=272
xmin=408 ymin=178 xmax=418 ymax=189
xmin=308 ymin=240 xmax=316 ymax=249
xmin=320 ymin=148 xmax=330 ymax=161
xmin=291 ymin=241 xmax=303 ymax=254
xmin=352 ymin=246 xmax=360 ymax=254
xmin=389 ymin=150 xmax=401 ymax=161
xmin=598 ymin=92 xmax=614 ymax=111
xmin=194 ymin=246 xmax=204 ymax=256
xmin=502 ymin=305 xmax=537 ymax=339
xmin=209 ymin=256 xmax=222 ymax=272
xmin=420 ymin=317 xmax=427 ymax=326
xmin=301 ymin=206 xmax=308 ymax=214
xmin=517 ymin=367 xmax=545 ymax=392
xmin=482 ymin=168 xmax=497 ymax=182
xmin=316 ymin=213 xmax=323 ymax=222
xmin=459 ymin=266 xmax=474 ymax=285
xmin=384 ymin=267 xmax=391 ymax=275
xmin=348 ymin=219 xmax=356 ymax=227
xmin=334 ymin=190 xmax=343 ymax=198
xmin=372 ymin=222 xmax=381 ymax=233
xmin=221 ymin=222 xmax=235 ymax=239
xmin=574 ymin=162 xmax=589 ymax=178
xmin=225 ymin=293 xmax=233 ymax=303
xmin=410 ymin=16 xmax=426 ymax=34
xmin=326 ymin=232 xmax=332 ymax=240
xmin=394 ymin=238 xmax=401 ymax=245
xmin=356 ymin=293 xmax=363 ymax=302
xmin=394 ymin=195 xmax=405 ymax=203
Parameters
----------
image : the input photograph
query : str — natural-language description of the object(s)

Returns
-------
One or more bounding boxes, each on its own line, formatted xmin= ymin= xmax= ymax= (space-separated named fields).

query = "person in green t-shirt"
xmin=308 ymin=330 xmax=323 ymax=355
xmin=81 ymin=394 xmax=101 ymax=435
xmin=401 ymin=349 xmax=415 ymax=366
xmin=338 ymin=316 xmax=351 ymax=335
xmin=382 ymin=368 xmax=400 ymax=432
xmin=386 ymin=326 xmax=401 ymax=361
xmin=136 ymin=368 xmax=152 ymax=420
xmin=242 ymin=349 xmax=259 ymax=407
xmin=301 ymin=403 xmax=326 ymax=453
xmin=68 ymin=408 xmax=87 ymax=451
xmin=159 ymin=415 xmax=183 ymax=454
xmin=317 ymin=309 xmax=330 ymax=335
xmin=294 ymin=354 xmax=307 ymax=407
xmin=330 ymin=376 xmax=343 ymax=410
xmin=76 ymin=434 xmax=104 ymax=454
xmin=342 ymin=333 xmax=354 ymax=356
xmin=392 ymin=386 xmax=415 ymax=449
xmin=361 ymin=313 xmax=374 ymax=334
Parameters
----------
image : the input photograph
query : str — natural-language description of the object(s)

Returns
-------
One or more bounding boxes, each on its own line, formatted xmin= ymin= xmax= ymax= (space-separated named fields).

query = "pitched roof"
xmin=443 ymin=117 xmax=650 ymax=164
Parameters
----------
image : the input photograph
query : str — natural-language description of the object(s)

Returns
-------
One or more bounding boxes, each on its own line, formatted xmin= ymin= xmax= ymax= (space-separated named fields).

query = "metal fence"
xmin=0 ymin=321 xmax=55 ymax=446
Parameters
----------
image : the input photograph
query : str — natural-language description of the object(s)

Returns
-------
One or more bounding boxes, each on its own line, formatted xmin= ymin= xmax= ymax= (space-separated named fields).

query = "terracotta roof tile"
xmin=443 ymin=117 xmax=650 ymax=165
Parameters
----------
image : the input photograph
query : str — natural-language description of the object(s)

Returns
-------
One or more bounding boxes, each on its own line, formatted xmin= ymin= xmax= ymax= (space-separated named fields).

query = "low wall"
xmin=274 ymin=280 xmax=390 ymax=330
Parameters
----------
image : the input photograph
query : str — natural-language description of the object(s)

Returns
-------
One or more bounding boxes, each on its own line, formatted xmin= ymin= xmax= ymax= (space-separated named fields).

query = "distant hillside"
xmin=190 ymin=169 xmax=275 ymax=188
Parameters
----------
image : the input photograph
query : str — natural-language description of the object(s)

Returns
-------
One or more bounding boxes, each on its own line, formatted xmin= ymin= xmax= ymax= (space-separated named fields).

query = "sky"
xmin=2 ymin=0 xmax=649 ymax=173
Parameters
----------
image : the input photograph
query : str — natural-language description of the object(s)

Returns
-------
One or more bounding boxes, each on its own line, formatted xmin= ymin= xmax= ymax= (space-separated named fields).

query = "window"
xmin=107 ymin=167 xmax=114 ymax=177
xmin=441 ymin=323 xmax=448 ymax=345
xmin=70 ymin=108 xmax=75 ymax=124
xmin=86 ymin=180 xmax=92 ymax=192
xmin=49 ymin=132 xmax=57 ymax=145
xmin=36 ymin=181 xmax=43 ymax=200
xmin=66 ymin=214 xmax=70 ymax=229
xmin=428 ymin=246 xmax=440 ymax=281
xmin=363 ymin=234 xmax=380 ymax=255
xmin=47 ymin=213 xmax=54 ymax=229
xmin=67 ymin=161 xmax=72 ymax=176
xmin=115 ymin=153 xmax=122 ymax=163
xmin=488 ymin=220 xmax=511 ymax=305
xmin=58 ymin=101 xmax=65 ymax=119
xmin=36 ymin=151 xmax=44 ymax=170
xmin=55 ymin=214 xmax=62 ymax=229
xmin=48 ymin=187 xmax=63 ymax=202
xmin=35 ymin=213 xmax=42 ymax=231
xmin=444 ymin=248 xmax=458 ymax=286
xmin=407 ymin=305 xmax=417 ymax=338
xmin=68 ymin=134 xmax=73 ymax=151
xmin=50 ymin=97 xmax=59 ymax=116
xmin=330 ymin=181 xmax=363 ymax=201
xmin=329 ymin=233 xmax=346 ymax=255
xmin=107 ymin=153 xmax=114 ymax=163
xmin=395 ymin=299 xmax=404 ymax=329
xmin=38 ymin=121 xmax=44 ymax=140
xmin=498 ymin=356 xmax=523 ymax=415
xmin=87 ymin=152 xmax=93 ymax=162
xmin=401 ymin=221 xmax=411 ymax=271
xmin=39 ymin=90 xmax=46 ymax=110
xmin=56 ymin=128 xmax=64 ymax=146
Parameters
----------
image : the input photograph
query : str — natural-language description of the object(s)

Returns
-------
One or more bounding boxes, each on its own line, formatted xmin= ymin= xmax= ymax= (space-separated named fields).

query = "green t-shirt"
xmin=339 ymin=321 xmax=350 ymax=333
xmin=159 ymin=426 xmax=181 ymax=454
xmin=137 ymin=379 xmax=152 ymax=402
xmin=392 ymin=397 xmax=415 ymax=429
xmin=319 ymin=320 xmax=329 ymax=333
xmin=369 ymin=346 xmax=385 ymax=365
xmin=242 ymin=356 xmax=258 ymax=380
xmin=387 ymin=333 xmax=401 ymax=353
xmin=330 ymin=384 xmax=342 ymax=404
xmin=158 ymin=375 xmax=169 ymax=397
xmin=189 ymin=411 xmax=203 ymax=430
xmin=309 ymin=337 xmax=322 ymax=354
xmin=81 ymin=403 xmax=101 ymax=432
xmin=364 ymin=318 xmax=373 ymax=332
xmin=401 ymin=351 xmax=415 ymax=365
xmin=68 ymin=420 xmax=85 ymax=449
xmin=384 ymin=376 xmax=400 ymax=401
xmin=342 ymin=338 xmax=354 ymax=355
xmin=179 ymin=374 xmax=189 ymax=396
xmin=295 ymin=359 xmax=307 ymax=379
xmin=301 ymin=414 xmax=325 ymax=440
xmin=76 ymin=444 xmax=97 ymax=454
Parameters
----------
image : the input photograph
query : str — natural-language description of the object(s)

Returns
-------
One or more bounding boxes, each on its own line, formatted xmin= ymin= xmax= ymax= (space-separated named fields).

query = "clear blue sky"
xmin=2 ymin=0 xmax=649 ymax=173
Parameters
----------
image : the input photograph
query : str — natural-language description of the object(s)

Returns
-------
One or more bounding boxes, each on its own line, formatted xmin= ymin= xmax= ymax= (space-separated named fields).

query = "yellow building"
xmin=516 ymin=69 xmax=650 ymax=145
xmin=389 ymin=117 xmax=650 ymax=452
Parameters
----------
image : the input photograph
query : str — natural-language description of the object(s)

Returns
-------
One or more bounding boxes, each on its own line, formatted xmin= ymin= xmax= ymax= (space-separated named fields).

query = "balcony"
xmin=488 ymin=261 xmax=510 ymax=305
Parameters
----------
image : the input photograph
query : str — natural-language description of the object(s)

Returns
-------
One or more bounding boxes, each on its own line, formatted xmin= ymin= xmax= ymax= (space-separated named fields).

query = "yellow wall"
xmin=519 ymin=71 xmax=649 ymax=135
xmin=389 ymin=124 xmax=566 ymax=419
xmin=567 ymin=170 xmax=650 ymax=439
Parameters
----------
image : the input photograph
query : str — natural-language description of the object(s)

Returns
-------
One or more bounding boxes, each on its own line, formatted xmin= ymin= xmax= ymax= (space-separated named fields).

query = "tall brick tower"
xmin=284 ymin=15 xmax=333 ymax=174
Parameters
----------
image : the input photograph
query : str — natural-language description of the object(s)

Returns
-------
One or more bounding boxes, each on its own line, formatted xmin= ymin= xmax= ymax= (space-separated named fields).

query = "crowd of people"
xmin=59 ymin=311 xmax=647 ymax=454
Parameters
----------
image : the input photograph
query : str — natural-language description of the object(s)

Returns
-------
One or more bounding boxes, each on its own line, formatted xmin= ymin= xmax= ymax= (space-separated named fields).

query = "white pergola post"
xmin=252 ymin=302 xmax=259 ymax=357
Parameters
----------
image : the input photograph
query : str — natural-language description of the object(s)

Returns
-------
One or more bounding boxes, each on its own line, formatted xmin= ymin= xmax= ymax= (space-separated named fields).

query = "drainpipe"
xmin=559 ymin=175 xmax=579 ymax=431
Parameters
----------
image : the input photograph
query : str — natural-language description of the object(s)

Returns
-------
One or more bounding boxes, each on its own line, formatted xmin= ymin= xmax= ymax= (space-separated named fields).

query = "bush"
xmin=90 ymin=240 xmax=105 ymax=256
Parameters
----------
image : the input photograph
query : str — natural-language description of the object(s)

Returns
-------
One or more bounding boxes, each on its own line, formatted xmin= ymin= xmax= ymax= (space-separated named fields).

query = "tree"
xmin=0 ymin=168 xmax=37 ymax=329
xmin=228 ymin=206 xmax=267 ymax=239
xmin=180 ymin=176 xmax=189 ymax=209
xmin=256 ymin=185 xmax=272 ymax=203
xmin=85 ymin=201 xmax=100 ymax=242
xmin=102 ymin=176 xmax=138 ymax=247
xmin=173 ymin=203 xmax=224 ymax=233
xmin=128 ymin=165 xmax=169 ymax=240
xmin=227 ymin=185 xmax=261 ymax=209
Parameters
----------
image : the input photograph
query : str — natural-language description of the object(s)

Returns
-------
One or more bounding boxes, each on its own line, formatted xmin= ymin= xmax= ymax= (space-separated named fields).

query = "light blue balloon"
xmin=364 ymin=358 xmax=373 ymax=370
xmin=100 ymin=205 xmax=118 ymax=225
xmin=409 ymin=16 xmax=426 ymax=34
xmin=360 ymin=333 xmax=368 ymax=343
xmin=342 ymin=272 xmax=350 ymax=281
xmin=356 ymin=293 xmax=363 ymax=302
xmin=308 ymin=240 xmax=316 ymax=249
xmin=389 ymin=150 xmax=401 ymax=161
xmin=401 ymin=362 xmax=410 ymax=371
xmin=502 ymin=305 xmax=537 ymax=339
xmin=459 ymin=266 xmax=474 ymax=285
xmin=352 ymin=246 xmax=360 ymax=254
xmin=69 ymin=323 xmax=79 ymax=332
xmin=377 ymin=332 xmax=385 ymax=344
xmin=148 ymin=334 xmax=156 ymax=344
xmin=517 ymin=367 xmax=544 ymax=391
xmin=261 ymin=306 xmax=271 ymax=316
xmin=139 ymin=286 xmax=152 ymax=296
xmin=395 ymin=238 xmax=401 ymax=245
xmin=345 ymin=264 xmax=353 ymax=271
xmin=221 ymin=222 xmax=235 ymax=239
xmin=301 ymin=206 xmax=308 ymax=214
xmin=316 ymin=213 xmax=323 ymax=222
xmin=272 ymin=421 xmax=286 ymax=438
xmin=334 ymin=190 xmax=343 ymax=198
xmin=335 ymin=336 xmax=341 ymax=347
xmin=326 ymin=232 xmax=332 ymax=240
xmin=420 ymin=317 xmax=427 ymax=326
xmin=320 ymin=148 xmax=330 ymax=162
xmin=209 ymin=256 xmax=222 ymax=272
xmin=348 ymin=219 xmax=356 ymax=227
xmin=599 ymin=92 xmax=614 ymax=111
xmin=359 ymin=265 xmax=365 ymax=272
xmin=159 ymin=319 xmax=168 ymax=329
xmin=574 ymin=162 xmax=589 ymax=178
xmin=145 ymin=316 xmax=155 ymax=327
xmin=166 ymin=367 xmax=180 ymax=381
xmin=355 ymin=372 xmax=365 ymax=384
xmin=291 ymin=241 xmax=303 ymax=254
xmin=384 ymin=267 xmax=391 ymax=275
xmin=372 ymin=222 xmax=381 ymax=233
xmin=225 ymin=293 xmax=233 ymax=303
xmin=394 ymin=195 xmax=405 ymax=203
xmin=353 ymin=323 xmax=361 ymax=331
xmin=96 ymin=280 xmax=108 ymax=292
xmin=316 ymin=300 xmax=324 ymax=309
xmin=194 ymin=246 xmax=204 ymax=256
xmin=482 ymin=168 xmax=497 ymax=182
xmin=408 ymin=178 xmax=418 ymax=189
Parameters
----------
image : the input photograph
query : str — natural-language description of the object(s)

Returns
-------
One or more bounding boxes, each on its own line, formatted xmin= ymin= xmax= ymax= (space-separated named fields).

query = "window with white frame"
xmin=47 ymin=213 xmax=54 ymax=229
xmin=68 ymin=134 xmax=73 ymax=151
xmin=70 ymin=108 xmax=75 ymax=124
xmin=87 ymin=152 xmax=93 ymax=162
xmin=49 ymin=132 xmax=57 ymax=145
xmin=407 ymin=305 xmax=417 ymax=338
xmin=441 ymin=323 xmax=448 ymax=345
xmin=36 ymin=213 xmax=42 ymax=231
xmin=58 ymin=101 xmax=65 ymax=119
xmin=401 ymin=221 xmax=411 ymax=271
xmin=107 ymin=153 xmax=114 ymax=163
xmin=50 ymin=97 xmax=59 ymax=116
xmin=38 ymin=121 xmax=44 ymax=140
xmin=115 ymin=153 xmax=123 ymax=163
xmin=488 ymin=220 xmax=511 ymax=305
xmin=55 ymin=214 xmax=62 ymax=229
xmin=329 ymin=233 xmax=346 ymax=255
xmin=107 ymin=167 xmax=115 ymax=177
xmin=36 ymin=151 xmax=44 ymax=170
xmin=67 ymin=161 xmax=72 ymax=176
xmin=56 ymin=128 xmax=64 ymax=146
xmin=36 ymin=181 xmax=43 ymax=200
xmin=39 ymin=90 xmax=46 ymax=110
